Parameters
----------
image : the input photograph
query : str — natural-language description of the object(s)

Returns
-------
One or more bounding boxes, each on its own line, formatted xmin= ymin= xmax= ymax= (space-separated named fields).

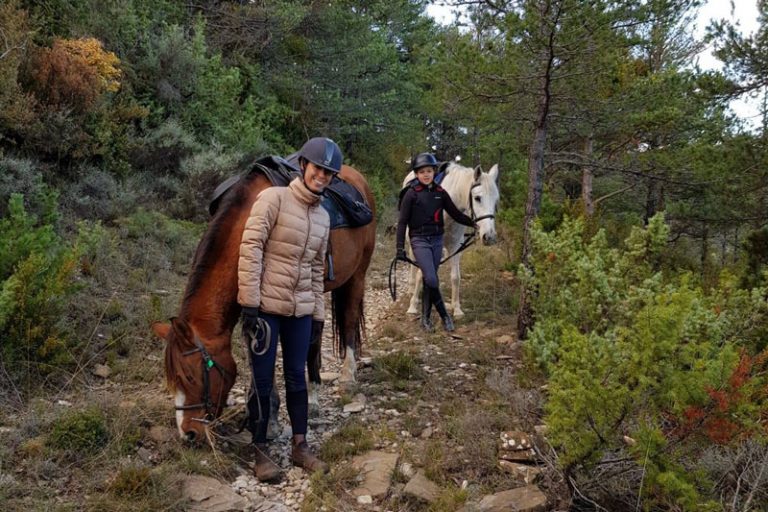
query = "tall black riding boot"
xmin=420 ymin=283 xmax=434 ymax=332
xmin=429 ymin=286 xmax=455 ymax=332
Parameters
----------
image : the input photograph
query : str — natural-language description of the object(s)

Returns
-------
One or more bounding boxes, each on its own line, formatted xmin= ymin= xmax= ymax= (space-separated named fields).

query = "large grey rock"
xmin=469 ymin=485 xmax=548 ymax=512
xmin=403 ymin=471 xmax=441 ymax=503
xmin=180 ymin=475 xmax=248 ymax=512
xmin=351 ymin=450 xmax=399 ymax=498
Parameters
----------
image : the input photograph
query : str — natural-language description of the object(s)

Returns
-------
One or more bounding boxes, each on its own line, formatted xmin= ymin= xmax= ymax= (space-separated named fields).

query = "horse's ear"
xmin=151 ymin=322 xmax=171 ymax=341
xmin=488 ymin=164 xmax=500 ymax=184
xmin=170 ymin=317 xmax=194 ymax=342
xmin=473 ymin=165 xmax=483 ymax=181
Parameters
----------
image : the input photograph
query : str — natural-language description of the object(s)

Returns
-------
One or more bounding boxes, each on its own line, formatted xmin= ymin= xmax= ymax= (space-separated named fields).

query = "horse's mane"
xmin=440 ymin=163 xmax=476 ymax=209
xmin=181 ymin=172 xmax=260 ymax=309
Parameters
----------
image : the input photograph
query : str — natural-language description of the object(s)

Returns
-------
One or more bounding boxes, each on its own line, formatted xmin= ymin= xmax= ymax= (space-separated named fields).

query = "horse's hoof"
xmin=308 ymin=403 xmax=320 ymax=419
xmin=266 ymin=421 xmax=281 ymax=441
xmin=407 ymin=305 xmax=419 ymax=315
xmin=453 ymin=308 xmax=465 ymax=319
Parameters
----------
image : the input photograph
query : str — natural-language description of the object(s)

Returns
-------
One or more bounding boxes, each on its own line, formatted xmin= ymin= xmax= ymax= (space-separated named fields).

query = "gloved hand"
xmin=310 ymin=320 xmax=324 ymax=344
xmin=396 ymin=248 xmax=407 ymax=261
xmin=241 ymin=307 xmax=261 ymax=338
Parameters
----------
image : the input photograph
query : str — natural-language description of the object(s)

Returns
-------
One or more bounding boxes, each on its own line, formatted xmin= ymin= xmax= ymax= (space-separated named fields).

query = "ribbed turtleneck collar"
xmin=289 ymin=177 xmax=323 ymax=205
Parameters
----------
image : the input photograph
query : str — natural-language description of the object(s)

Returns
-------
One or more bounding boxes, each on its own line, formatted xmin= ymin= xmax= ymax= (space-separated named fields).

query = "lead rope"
xmin=239 ymin=317 xmax=273 ymax=434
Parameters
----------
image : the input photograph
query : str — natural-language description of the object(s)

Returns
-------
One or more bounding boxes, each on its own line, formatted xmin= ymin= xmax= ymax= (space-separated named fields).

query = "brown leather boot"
xmin=291 ymin=441 xmax=329 ymax=474
xmin=253 ymin=443 xmax=282 ymax=482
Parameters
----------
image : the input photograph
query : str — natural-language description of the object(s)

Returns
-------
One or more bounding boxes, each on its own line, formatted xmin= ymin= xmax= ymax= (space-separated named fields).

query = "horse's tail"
xmin=331 ymin=285 xmax=365 ymax=360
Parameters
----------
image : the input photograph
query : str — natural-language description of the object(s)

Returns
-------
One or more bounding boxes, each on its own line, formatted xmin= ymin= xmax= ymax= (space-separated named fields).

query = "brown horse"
xmin=152 ymin=165 xmax=376 ymax=441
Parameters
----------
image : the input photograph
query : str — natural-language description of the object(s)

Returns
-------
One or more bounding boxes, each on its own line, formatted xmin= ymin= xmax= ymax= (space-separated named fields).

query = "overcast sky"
xmin=426 ymin=1 xmax=763 ymax=128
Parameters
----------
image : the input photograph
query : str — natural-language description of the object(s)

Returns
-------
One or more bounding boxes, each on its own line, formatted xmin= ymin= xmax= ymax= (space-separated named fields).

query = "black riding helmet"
xmin=298 ymin=137 xmax=343 ymax=174
xmin=411 ymin=152 xmax=439 ymax=171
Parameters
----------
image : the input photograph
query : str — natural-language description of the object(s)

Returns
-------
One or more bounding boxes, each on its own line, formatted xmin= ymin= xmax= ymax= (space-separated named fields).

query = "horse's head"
xmin=152 ymin=318 xmax=236 ymax=442
xmin=470 ymin=164 xmax=500 ymax=245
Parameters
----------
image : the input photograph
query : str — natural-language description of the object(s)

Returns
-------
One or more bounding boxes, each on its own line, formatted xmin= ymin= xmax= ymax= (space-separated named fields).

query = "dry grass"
xmin=319 ymin=419 xmax=375 ymax=463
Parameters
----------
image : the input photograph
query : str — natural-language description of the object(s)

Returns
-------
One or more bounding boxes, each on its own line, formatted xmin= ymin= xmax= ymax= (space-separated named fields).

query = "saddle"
xmin=208 ymin=155 xmax=373 ymax=230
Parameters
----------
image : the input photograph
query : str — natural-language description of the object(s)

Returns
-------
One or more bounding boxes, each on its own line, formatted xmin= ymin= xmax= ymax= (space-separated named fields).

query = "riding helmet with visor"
xmin=299 ymin=137 xmax=343 ymax=174
xmin=411 ymin=152 xmax=439 ymax=171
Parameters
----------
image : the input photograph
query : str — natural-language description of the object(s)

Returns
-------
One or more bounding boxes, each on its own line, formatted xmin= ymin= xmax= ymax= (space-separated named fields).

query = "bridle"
xmin=175 ymin=335 xmax=231 ymax=423
xmin=468 ymin=180 xmax=496 ymax=224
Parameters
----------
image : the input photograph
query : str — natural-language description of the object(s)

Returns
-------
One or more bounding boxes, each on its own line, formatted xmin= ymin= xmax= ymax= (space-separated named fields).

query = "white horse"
xmin=402 ymin=162 xmax=500 ymax=318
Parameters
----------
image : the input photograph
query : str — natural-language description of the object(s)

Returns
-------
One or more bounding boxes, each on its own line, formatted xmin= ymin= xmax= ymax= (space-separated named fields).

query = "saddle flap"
xmin=323 ymin=176 xmax=373 ymax=228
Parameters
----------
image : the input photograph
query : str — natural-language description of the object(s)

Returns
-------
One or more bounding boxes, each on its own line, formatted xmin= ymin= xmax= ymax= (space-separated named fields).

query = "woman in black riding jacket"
xmin=396 ymin=152 xmax=475 ymax=332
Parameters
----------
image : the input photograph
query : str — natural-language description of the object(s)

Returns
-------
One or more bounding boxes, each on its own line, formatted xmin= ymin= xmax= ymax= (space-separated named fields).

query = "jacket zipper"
xmin=295 ymin=203 xmax=312 ymax=315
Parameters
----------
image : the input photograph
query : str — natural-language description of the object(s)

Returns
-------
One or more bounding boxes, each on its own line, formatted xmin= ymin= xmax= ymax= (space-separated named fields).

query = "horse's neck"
xmin=181 ymin=175 xmax=269 ymax=342
xmin=442 ymin=170 xmax=471 ymax=211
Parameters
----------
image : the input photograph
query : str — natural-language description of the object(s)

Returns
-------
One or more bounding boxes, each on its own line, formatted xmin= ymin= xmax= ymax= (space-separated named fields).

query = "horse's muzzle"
xmin=482 ymin=233 xmax=497 ymax=245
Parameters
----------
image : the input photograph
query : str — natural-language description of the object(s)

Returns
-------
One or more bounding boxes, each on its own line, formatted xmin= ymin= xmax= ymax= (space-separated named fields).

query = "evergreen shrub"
xmin=48 ymin=407 xmax=109 ymax=453
xmin=0 ymin=193 xmax=78 ymax=378
xmin=522 ymin=214 xmax=768 ymax=509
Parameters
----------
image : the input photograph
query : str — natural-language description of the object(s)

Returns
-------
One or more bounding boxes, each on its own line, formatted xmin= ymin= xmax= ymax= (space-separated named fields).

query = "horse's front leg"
xmin=306 ymin=321 xmax=323 ymax=418
xmin=407 ymin=263 xmax=423 ymax=315
xmin=450 ymin=253 xmax=464 ymax=318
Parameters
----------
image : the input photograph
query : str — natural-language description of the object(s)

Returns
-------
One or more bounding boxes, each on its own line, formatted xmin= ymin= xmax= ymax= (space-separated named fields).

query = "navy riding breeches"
xmin=410 ymin=234 xmax=443 ymax=290
xmin=246 ymin=311 xmax=311 ymax=443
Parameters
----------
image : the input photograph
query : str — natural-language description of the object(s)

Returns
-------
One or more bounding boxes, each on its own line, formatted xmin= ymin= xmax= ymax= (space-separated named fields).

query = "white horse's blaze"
xmin=175 ymin=390 xmax=186 ymax=437
xmin=339 ymin=347 xmax=357 ymax=384
xmin=402 ymin=162 xmax=501 ymax=319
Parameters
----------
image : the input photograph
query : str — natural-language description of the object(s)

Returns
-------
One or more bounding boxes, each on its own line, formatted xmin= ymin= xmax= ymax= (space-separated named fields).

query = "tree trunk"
xmin=701 ymin=222 xmax=709 ymax=278
xmin=517 ymin=0 xmax=558 ymax=339
xmin=644 ymin=177 xmax=658 ymax=225
xmin=581 ymin=136 xmax=594 ymax=216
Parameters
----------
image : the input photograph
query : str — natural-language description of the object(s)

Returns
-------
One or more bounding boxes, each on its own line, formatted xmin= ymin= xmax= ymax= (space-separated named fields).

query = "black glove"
xmin=241 ymin=307 xmax=260 ymax=338
xmin=310 ymin=320 xmax=324 ymax=345
xmin=396 ymin=248 xmax=407 ymax=261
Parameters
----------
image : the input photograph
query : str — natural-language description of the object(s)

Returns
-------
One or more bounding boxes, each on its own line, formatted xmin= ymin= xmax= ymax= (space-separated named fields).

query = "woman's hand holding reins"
xmin=242 ymin=307 xmax=260 ymax=331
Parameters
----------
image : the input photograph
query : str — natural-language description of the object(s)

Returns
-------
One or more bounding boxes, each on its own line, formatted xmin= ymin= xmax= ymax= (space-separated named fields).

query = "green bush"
xmin=59 ymin=165 xmax=136 ymax=221
xmin=172 ymin=145 xmax=243 ymax=220
xmin=0 ymin=193 xmax=87 ymax=380
xmin=522 ymin=214 xmax=768 ymax=509
xmin=48 ymin=407 xmax=109 ymax=453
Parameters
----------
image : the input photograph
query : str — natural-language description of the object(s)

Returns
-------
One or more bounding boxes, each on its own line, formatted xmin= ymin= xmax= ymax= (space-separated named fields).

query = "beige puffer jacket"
xmin=238 ymin=177 xmax=330 ymax=321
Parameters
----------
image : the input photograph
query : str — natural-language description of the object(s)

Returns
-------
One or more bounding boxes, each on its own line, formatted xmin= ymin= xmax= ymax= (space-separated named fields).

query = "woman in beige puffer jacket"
xmin=238 ymin=137 xmax=341 ymax=482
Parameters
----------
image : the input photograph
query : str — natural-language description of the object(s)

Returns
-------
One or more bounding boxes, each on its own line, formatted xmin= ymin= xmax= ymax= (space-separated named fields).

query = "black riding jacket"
xmin=396 ymin=182 xmax=474 ymax=250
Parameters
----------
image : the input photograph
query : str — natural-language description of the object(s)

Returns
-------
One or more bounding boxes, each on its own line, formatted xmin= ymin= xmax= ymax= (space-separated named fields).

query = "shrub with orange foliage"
xmin=30 ymin=38 xmax=121 ymax=113
xmin=674 ymin=350 xmax=768 ymax=445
